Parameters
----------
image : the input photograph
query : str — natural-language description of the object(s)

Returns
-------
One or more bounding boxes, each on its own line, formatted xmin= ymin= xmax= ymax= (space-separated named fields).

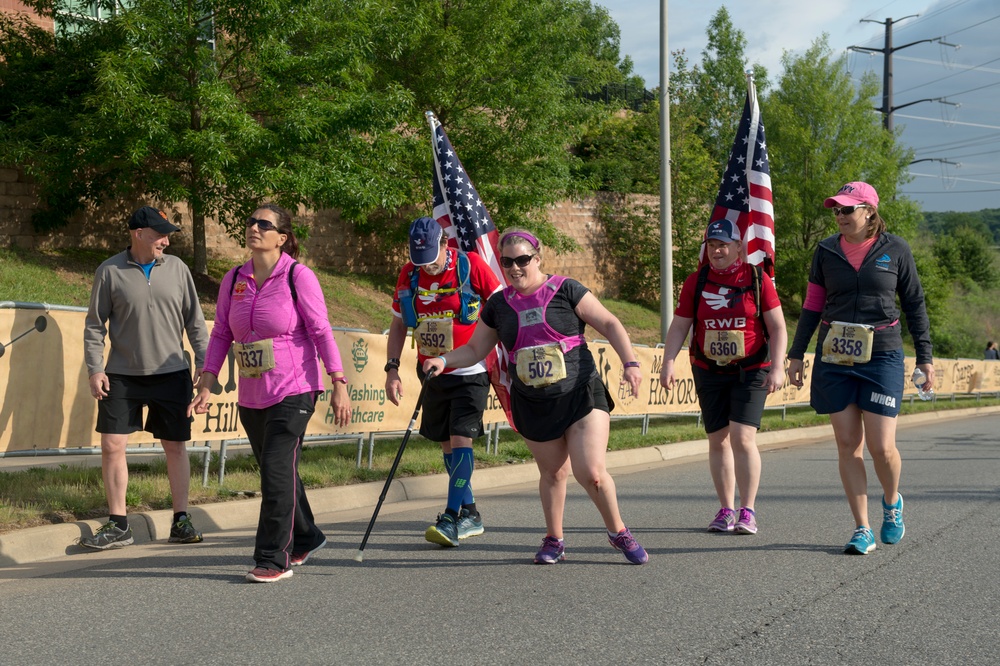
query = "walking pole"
xmin=353 ymin=370 xmax=435 ymax=562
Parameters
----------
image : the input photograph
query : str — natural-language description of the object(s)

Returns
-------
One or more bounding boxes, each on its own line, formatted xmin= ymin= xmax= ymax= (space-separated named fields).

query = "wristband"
xmin=332 ymin=375 xmax=347 ymax=384
xmin=438 ymin=355 xmax=448 ymax=369
xmin=623 ymin=361 xmax=640 ymax=369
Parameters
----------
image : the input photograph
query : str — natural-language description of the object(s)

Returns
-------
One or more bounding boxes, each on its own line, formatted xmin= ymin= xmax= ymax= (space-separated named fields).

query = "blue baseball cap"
xmin=409 ymin=217 xmax=444 ymax=266
xmin=705 ymin=219 xmax=740 ymax=243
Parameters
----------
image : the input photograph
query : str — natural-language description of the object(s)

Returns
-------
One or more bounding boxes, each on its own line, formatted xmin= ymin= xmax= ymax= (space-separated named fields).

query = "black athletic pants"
xmin=239 ymin=392 xmax=326 ymax=571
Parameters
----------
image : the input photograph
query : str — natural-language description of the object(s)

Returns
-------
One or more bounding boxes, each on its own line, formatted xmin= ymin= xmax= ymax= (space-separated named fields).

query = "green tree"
xmin=764 ymin=37 xmax=917 ymax=310
xmin=0 ymin=0 xmax=413 ymax=275
xmin=932 ymin=225 xmax=999 ymax=288
xmin=690 ymin=7 xmax=769 ymax=165
xmin=362 ymin=0 xmax=632 ymax=250
xmin=571 ymin=47 xmax=717 ymax=306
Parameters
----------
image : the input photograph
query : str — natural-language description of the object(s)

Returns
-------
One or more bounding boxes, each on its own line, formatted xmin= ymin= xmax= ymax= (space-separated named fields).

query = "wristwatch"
xmin=384 ymin=358 xmax=400 ymax=372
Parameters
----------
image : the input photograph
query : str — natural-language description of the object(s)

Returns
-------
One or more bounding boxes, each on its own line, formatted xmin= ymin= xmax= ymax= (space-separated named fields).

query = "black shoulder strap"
xmin=228 ymin=261 xmax=299 ymax=304
xmin=692 ymin=264 xmax=711 ymax=325
xmin=228 ymin=264 xmax=241 ymax=299
xmin=288 ymin=261 xmax=299 ymax=303
xmin=752 ymin=264 xmax=769 ymax=340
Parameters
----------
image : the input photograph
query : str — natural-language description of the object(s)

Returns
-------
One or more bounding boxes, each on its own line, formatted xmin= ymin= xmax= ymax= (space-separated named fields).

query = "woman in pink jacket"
xmin=190 ymin=204 xmax=351 ymax=583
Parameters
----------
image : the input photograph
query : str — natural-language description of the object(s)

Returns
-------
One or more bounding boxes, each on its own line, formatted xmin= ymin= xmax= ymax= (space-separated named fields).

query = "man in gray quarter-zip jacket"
xmin=80 ymin=205 xmax=210 ymax=551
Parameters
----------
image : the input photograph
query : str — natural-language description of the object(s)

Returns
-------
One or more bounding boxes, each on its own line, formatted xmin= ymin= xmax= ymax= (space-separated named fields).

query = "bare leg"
xmin=564 ymin=409 xmax=626 ymax=534
xmin=861 ymin=412 xmax=901 ymax=506
xmin=523 ymin=437 xmax=571 ymax=538
xmin=829 ymin=406 xmax=869 ymax=527
xmin=729 ymin=421 xmax=761 ymax=509
xmin=161 ymin=440 xmax=191 ymax=514
xmin=100 ymin=433 xmax=129 ymax=516
xmin=707 ymin=426 xmax=735 ymax=509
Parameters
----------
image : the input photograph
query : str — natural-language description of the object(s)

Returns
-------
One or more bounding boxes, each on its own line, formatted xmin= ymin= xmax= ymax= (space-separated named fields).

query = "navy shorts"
xmin=692 ymin=365 xmax=769 ymax=434
xmin=809 ymin=349 xmax=904 ymax=416
xmin=96 ymin=370 xmax=194 ymax=441
xmin=415 ymin=370 xmax=490 ymax=442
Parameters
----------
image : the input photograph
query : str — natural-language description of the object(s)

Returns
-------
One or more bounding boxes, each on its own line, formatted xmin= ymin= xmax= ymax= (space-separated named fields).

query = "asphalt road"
xmin=1 ymin=414 xmax=998 ymax=665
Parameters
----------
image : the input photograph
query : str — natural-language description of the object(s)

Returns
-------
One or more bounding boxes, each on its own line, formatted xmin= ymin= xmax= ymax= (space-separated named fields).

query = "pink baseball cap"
xmin=824 ymin=181 xmax=879 ymax=209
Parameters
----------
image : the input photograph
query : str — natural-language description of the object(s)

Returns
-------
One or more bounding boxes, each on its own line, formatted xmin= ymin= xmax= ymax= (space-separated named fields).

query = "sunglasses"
xmin=246 ymin=217 xmax=277 ymax=231
xmin=500 ymin=254 xmax=536 ymax=269
xmin=831 ymin=205 xmax=865 ymax=216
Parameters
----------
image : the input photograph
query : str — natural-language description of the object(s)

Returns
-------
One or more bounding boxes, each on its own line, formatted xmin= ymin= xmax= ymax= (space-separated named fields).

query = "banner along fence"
xmin=2 ymin=304 xmax=996 ymax=462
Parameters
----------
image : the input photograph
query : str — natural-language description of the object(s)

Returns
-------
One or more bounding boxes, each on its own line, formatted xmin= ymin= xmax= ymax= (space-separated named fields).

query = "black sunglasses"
xmin=500 ymin=254 xmax=536 ymax=269
xmin=831 ymin=205 xmax=865 ymax=216
xmin=246 ymin=217 xmax=278 ymax=231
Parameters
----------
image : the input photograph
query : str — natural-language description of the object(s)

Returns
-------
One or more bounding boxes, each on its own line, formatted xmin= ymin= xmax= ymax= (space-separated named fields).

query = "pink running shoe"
xmin=708 ymin=507 xmax=736 ymax=532
xmin=608 ymin=527 xmax=649 ymax=564
xmin=734 ymin=507 xmax=758 ymax=535
xmin=533 ymin=536 xmax=565 ymax=564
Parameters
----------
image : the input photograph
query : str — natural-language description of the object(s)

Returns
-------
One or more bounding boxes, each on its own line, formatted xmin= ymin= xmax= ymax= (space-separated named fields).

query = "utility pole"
xmin=659 ymin=0 xmax=673 ymax=341
xmin=848 ymin=16 xmax=959 ymax=132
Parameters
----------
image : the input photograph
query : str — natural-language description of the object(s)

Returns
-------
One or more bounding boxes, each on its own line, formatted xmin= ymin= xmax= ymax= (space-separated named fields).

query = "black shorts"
xmin=96 ymin=370 xmax=194 ymax=442
xmin=415 ymin=370 xmax=490 ymax=442
xmin=512 ymin=375 xmax=614 ymax=442
xmin=692 ymin=365 xmax=769 ymax=434
xmin=810 ymin=349 xmax=904 ymax=416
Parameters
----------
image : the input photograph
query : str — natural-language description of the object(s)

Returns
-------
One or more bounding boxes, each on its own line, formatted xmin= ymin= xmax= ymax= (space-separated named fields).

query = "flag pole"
xmin=426 ymin=110 xmax=457 ymax=245
xmin=744 ymin=73 xmax=759 ymax=179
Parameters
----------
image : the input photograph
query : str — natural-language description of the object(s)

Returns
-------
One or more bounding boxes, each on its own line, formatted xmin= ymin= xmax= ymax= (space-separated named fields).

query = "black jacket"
xmin=789 ymin=232 xmax=933 ymax=365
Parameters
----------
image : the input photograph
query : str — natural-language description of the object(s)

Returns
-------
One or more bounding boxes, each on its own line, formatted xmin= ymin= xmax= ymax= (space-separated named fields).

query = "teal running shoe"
xmin=845 ymin=526 xmax=877 ymax=555
xmin=456 ymin=509 xmax=484 ymax=540
xmin=881 ymin=493 xmax=905 ymax=544
xmin=425 ymin=513 xmax=459 ymax=547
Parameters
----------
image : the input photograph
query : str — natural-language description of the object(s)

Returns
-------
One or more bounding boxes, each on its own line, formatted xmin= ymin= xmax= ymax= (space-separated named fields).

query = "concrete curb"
xmin=3 ymin=404 xmax=998 ymax=567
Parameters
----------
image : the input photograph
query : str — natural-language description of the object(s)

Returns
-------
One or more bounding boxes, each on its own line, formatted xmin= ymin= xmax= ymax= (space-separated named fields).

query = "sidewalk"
xmin=2 ymin=405 xmax=997 ymax=567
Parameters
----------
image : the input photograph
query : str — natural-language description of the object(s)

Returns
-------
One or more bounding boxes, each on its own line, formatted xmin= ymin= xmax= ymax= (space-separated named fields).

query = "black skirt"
xmin=511 ymin=375 xmax=614 ymax=442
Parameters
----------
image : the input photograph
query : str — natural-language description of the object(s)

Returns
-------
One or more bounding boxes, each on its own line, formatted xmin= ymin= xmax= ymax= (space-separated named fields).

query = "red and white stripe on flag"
xmin=426 ymin=111 xmax=516 ymax=429
xmin=706 ymin=73 xmax=775 ymax=277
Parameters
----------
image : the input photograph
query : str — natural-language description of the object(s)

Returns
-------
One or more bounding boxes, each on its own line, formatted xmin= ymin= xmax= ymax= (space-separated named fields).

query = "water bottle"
xmin=911 ymin=367 xmax=934 ymax=401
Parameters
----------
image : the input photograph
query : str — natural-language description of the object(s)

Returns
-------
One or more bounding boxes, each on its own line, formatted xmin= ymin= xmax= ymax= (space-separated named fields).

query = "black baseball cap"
xmin=128 ymin=206 xmax=180 ymax=234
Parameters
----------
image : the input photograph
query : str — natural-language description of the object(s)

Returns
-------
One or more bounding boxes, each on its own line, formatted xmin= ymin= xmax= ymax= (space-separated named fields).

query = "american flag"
xmin=426 ymin=111 xmax=515 ymax=428
xmin=427 ymin=111 xmax=504 ymax=282
xmin=708 ymin=74 xmax=775 ymax=277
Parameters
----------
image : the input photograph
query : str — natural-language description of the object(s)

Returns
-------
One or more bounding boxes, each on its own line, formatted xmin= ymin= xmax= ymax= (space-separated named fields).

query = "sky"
xmin=597 ymin=0 xmax=1000 ymax=213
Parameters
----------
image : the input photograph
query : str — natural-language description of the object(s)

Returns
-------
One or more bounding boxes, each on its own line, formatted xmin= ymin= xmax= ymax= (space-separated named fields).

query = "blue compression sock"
xmin=447 ymin=448 xmax=475 ymax=514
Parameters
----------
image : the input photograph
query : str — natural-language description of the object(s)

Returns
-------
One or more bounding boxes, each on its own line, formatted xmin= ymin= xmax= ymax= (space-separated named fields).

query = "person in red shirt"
xmin=385 ymin=217 xmax=501 ymax=547
xmin=660 ymin=219 xmax=787 ymax=535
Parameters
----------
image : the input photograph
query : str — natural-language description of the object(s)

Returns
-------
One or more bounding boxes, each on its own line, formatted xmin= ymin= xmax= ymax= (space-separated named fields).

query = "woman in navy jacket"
xmin=787 ymin=182 xmax=933 ymax=556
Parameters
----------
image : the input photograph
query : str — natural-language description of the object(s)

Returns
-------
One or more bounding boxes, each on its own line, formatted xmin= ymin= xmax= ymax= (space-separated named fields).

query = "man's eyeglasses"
xmin=246 ymin=217 xmax=277 ymax=231
xmin=500 ymin=254 xmax=536 ymax=269
xmin=832 ymin=205 xmax=865 ymax=216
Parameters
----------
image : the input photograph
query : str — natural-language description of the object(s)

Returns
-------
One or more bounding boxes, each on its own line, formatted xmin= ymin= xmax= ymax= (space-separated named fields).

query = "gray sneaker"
xmin=456 ymin=509 xmax=485 ymax=539
xmin=79 ymin=522 xmax=134 ymax=550
xmin=168 ymin=515 xmax=204 ymax=543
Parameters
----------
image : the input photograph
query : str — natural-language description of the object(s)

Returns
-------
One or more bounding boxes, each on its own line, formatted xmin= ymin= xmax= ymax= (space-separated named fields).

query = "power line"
xmin=896 ymin=55 xmax=1000 ymax=95
xmin=902 ymin=187 xmax=1000 ymax=194
xmin=894 ymin=113 xmax=1000 ymax=131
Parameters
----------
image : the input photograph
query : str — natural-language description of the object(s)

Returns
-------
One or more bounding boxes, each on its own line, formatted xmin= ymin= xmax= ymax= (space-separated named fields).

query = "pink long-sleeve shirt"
xmin=204 ymin=252 xmax=344 ymax=409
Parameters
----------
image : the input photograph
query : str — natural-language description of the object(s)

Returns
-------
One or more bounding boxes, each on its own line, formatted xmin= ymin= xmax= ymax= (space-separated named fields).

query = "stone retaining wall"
xmin=0 ymin=166 xmax=656 ymax=297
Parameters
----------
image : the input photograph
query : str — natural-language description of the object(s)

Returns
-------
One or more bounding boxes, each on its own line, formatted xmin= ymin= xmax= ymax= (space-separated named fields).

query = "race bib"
xmin=515 ymin=344 xmax=568 ymax=388
xmin=415 ymin=318 xmax=454 ymax=357
xmin=822 ymin=322 xmax=874 ymax=366
xmin=702 ymin=330 xmax=746 ymax=366
xmin=234 ymin=338 xmax=276 ymax=378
